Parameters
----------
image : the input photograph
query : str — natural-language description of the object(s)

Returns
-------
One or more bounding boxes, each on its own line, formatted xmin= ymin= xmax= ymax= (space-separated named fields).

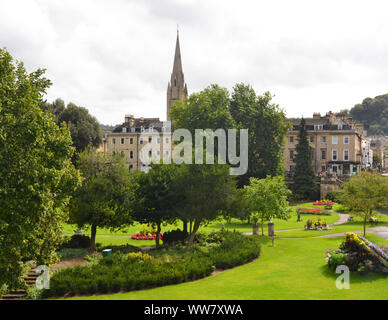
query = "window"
xmin=344 ymin=136 xmax=349 ymax=144
xmin=310 ymin=136 xmax=314 ymax=143
xmin=165 ymin=137 xmax=169 ymax=144
xmin=130 ymin=138 xmax=133 ymax=144
xmin=321 ymin=166 xmax=326 ymax=172
xmin=165 ymin=150 xmax=169 ymax=155
xmin=141 ymin=126 xmax=145 ymax=132
xmin=129 ymin=164 xmax=133 ymax=169
xmin=289 ymin=136 xmax=294 ymax=143
xmin=321 ymin=150 xmax=326 ymax=160
xmin=157 ymin=137 xmax=160 ymax=144
xmin=157 ymin=150 xmax=160 ymax=156
xmin=332 ymin=136 xmax=338 ymax=144
xmin=131 ymin=127 xmax=135 ymax=133
xmin=148 ymin=137 xmax=152 ymax=143
xmin=314 ymin=125 xmax=323 ymax=130
xmin=289 ymin=165 xmax=293 ymax=171
xmin=344 ymin=149 xmax=349 ymax=161
xmin=338 ymin=124 xmax=343 ymax=130
xmin=332 ymin=149 xmax=337 ymax=161
xmin=148 ymin=150 xmax=152 ymax=157
xmin=130 ymin=151 xmax=134 ymax=159
xmin=321 ymin=136 xmax=326 ymax=143
xmin=112 ymin=138 xmax=116 ymax=144
xmin=122 ymin=127 xmax=127 ymax=133
xmin=120 ymin=138 xmax=125 ymax=144
xmin=289 ymin=150 xmax=294 ymax=160
xmin=140 ymin=138 xmax=143 ymax=144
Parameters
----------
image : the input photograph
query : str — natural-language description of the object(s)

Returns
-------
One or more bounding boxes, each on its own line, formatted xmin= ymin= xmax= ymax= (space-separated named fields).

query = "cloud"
xmin=1 ymin=0 xmax=387 ymax=124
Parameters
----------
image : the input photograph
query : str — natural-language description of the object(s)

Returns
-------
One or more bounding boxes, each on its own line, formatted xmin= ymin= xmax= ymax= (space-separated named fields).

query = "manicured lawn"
xmin=62 ymin=207 xmax=340 ymax=238
xmin=66 ymin=233 xmax=388 ymax=300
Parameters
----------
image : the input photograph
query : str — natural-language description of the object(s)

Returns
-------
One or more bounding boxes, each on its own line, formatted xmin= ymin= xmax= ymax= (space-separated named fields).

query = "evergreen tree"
xmin=291 ymin=118 xmax=318 ymax=200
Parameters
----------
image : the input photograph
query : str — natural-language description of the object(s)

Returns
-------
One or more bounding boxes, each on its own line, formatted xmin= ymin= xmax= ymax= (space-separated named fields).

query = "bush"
xmin=326 ymin=191 xmax=342 ymax=203
xmin=327 ymin=251 xmax=347 ymax=271
xmin=57 ymin=248 xmax=87 ymax=259
xmin=43 ymin=231 xmax=261 ymax=298
xmin=162 ymin=229 xmax=188 ymax=245
xmin=61 ymin=234 xmax=91 ymax=249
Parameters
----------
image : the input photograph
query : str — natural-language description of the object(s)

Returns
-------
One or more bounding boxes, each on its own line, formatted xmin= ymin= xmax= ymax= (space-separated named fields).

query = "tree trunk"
xmin=261 ymin=216 xmax=264 ymax=236
xmin=188 ymin=219 xmax=201 ymax=246
xmin=247 ymin=216 xmax=250 ymax=224
xmin=183 ymin=220 xmax=187 ymax=233
xmin=90 ymin=223 xmax=97 ymax=252
xmin=189 ymin=220 xmax=193 ymax=233
xmin=155 ymin=222 xmax=161 ymax=248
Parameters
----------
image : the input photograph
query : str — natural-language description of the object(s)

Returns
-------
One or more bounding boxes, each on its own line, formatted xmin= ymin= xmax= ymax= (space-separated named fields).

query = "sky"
xmin=1 ymin=0 xmax=388 ymax=125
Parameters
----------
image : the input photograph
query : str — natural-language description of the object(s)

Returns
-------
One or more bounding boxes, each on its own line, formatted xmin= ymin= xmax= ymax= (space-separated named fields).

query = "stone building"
xmin=284 ymin=112 xmax=366 ymax=177
xmin=100 ymin=32 xmax=188 ymax=172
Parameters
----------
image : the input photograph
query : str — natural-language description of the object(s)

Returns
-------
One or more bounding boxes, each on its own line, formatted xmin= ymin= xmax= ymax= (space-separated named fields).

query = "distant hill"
xmin=349 ymin=94 xmax=388 ymax=136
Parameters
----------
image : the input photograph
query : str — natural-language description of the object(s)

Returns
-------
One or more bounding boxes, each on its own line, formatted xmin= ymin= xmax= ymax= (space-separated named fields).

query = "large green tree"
xmin=172 ymin=163 xmax=237 ymax=246
xmin=42 ymin=99 xmax=102 ymax=155
xmin=69 ymin=149 xmax=133 ymax=251
xmin=229 ymin=84 xmax=289 ymax=185
xmin=339 ymin=172 xmax=388 ymax=236
xmin=0 ymin=48 xmax=81 ymax=288
xmin=131 ymin=163 xmax=179 ymax=248
xmin=243 ymin=176 xmax=292 ymax=235
xmin=291 ymin=118 xmax=318 ymax=200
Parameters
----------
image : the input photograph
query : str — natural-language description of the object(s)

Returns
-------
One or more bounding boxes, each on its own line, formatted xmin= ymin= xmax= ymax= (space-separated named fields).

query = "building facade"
xmin=284 ymin=112 xmax=366 ymax=176
xmin=101 ymin=32 xmax=188 ymax=172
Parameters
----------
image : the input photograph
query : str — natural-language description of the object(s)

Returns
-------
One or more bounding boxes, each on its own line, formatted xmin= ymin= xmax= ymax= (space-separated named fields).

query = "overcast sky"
xmin=1 ymin=0 xmax=388 ymax=125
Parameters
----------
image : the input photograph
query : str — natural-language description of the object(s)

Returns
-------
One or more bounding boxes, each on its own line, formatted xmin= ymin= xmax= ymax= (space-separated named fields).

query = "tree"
xmin=170 ymin=84 xmax=236 ymax=136
xmin=131 ymin=163 xmax=179 ymax=248
xmin=41 ymin=99 xmax=103 ymax=155
xmin=69 ymin=149 xmax=133 ymax=251
xmin=0 ymin=48 xmax=81 ymax=288
xmin=291 ymin=118 xmax=318 ymax=200
xmin=349 ymin=94 xmax=388 ymax=136
xmin=339 ymin=172 xmax=388 ymax=236
xmin=243 ymin=176 xmax=292 ymax=235
xmin=229 ymin=84 xmax=289 ymax=185
xmin=172 ymin=163 xmax=237 ymax=246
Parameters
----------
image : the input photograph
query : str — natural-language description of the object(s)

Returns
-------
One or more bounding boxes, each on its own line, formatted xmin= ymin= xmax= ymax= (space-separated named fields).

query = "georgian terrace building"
xmin=100 ymin=115 xmax=172 ymax=173
xmin=284 ymin=112 xmax=367 ymax=176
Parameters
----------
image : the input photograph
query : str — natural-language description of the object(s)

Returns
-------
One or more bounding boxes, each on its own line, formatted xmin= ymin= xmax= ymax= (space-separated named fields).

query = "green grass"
xmin=66 ymin=233 xmax=388 ymax=300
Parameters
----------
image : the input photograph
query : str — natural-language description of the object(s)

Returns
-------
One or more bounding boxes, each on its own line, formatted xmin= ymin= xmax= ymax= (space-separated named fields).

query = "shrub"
xmin=327 ymin=251 xmax=347 ymax=271
xmin=57 ymin=248 xmax=87 ymax=259
xmin=43 ymin=231 xmax=261 ymax=298
xmin=61 ymin=234 xmax=91 ymax=249
xmin=162 ymin=229 xmax=188 ymax=245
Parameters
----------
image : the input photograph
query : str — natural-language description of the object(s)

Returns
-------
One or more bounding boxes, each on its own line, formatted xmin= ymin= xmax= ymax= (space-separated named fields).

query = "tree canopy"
xmin=339 ymin=172 xmax=388 ymax=236
xmin=243 ymin=175 xmax=291 ymax=235
xmin=41 ymin=98 xmax=103 ymax=154
xmin=349 ymin=94 xmax=388 ymax=136
xmin=0 ymin=48 xmax=81 ymax=288
xmin=291 ymin=118 xmax=318 ymax=200
xmin=69 ymin=149 xmax=133 ymax=251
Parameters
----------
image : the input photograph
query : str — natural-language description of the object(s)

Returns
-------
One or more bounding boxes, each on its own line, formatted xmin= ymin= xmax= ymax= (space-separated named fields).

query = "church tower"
xmin=167 ymin=30 xmax=188 ymax=121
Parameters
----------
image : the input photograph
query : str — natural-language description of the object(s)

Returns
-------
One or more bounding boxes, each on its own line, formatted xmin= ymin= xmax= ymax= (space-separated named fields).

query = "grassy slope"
xmin=67 ymin=233 xmax=388 ymax=300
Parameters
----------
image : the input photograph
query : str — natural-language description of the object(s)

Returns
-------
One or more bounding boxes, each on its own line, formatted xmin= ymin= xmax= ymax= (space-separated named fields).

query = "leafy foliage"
xmin=291 ymin=118 xmax=318 ymax=200
xmin=339 ymin=172 xmax=388 ymax=236
xmin=243 ymin=175 xmax=292 ymax=235
xmin=0 ymin=48 xmax=81 ymax=289
xmin=349 ymin=94 xmax=388 ymax=136
xmin=69 ymin=149 xmax=134 ymax=251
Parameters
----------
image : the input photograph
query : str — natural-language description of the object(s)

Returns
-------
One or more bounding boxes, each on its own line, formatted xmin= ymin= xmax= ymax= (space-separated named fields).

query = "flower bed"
xmin=304 ymin=217 xmax=332 ymax=230
xmin=297 ymin=207 xmax=330 ymax=215
xmin=326 ymin=232 xmax=388 ymax=273
xmin=130 ymin=233 xmax=164 ymax=240
xmin=313 ymin=201 xmax=335 ymax=206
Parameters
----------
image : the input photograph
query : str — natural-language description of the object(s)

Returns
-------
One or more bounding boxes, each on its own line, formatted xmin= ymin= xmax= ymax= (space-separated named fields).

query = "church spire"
xmin=167 ymin=29 xmax=188 ymax=121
